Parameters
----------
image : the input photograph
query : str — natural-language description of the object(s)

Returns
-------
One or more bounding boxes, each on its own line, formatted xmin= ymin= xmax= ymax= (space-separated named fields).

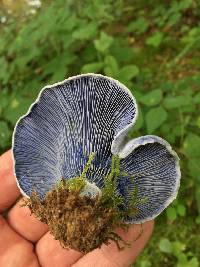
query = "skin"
xmin=0 ymin=150 xmax=154 ymax=267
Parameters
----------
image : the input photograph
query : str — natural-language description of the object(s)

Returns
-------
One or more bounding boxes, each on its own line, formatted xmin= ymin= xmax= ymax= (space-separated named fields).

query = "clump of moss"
xmin=24 ymin=153 xmax=144 ymax=253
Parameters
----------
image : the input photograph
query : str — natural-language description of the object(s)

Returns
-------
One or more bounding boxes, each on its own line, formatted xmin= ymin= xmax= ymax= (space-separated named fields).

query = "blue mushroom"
xmin=12 ymin=74 xmax=181 ymax=224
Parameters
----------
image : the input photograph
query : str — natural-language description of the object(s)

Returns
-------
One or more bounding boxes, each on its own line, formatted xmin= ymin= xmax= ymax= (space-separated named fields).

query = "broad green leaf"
xmin=22 ymin=80 xmax=43 ymax=98
xmin=181 ymin=105 xmax=196 ymax=113
xmin=72 ymin=23 xmax=98 ymax=40
xmin=188 ymin=257 xmax=199 ymax=267
xmin=132 ymin=90 xmax=143 ymax=102
xmin=195 ymin=187 xmax=200 ymax=213
xmin=167 ymin=12 xmax=181 ymax=27
xmin=145 ymin=106 xmax=168 ymax=134
xmin=62 ymin=15 xmax=77 ymax=31
xmin=133 ymin=107 xmax=144 ymax=131
xmin=0 ymin=57 xmax=9 ymax=84
xmin=146 ymin=32 xmax=163 ymax=48
xmin=140 ymin=260 xmax=151 ymax=267
xmin=172 ymin=241 xmax=186 ymax=253
xmin=14 ymin=47 xmax=40 ymax=68
xmin=94 ymin=31 xmax=114 ymax=53
xmin=159 ymin=239 xmax=172 ymax=253
xmin=0 ymin=121 xmax=11 ymax=148
xmin=163 ymin=95 xmax=192 ymax=109
xmin=178 ymin=0 xmax=193 ymax=10
xmin=4 ymin=97 xmax=33 ymax=125
xmin=176 ymin=254 xmax=188 ymax=267
xmin=0 ymin=90 xmax=9 ymax=115
xmin=187 ymin=159 xmax=200 ymax=180
xmin=183 ymin=133 xmax=200 ymax=158
xmin=104 ymin=55 xmax=119 ymax=77
xmin=140 ymin=89 xmax=162 ymax=106
xmin=194 ymin=92 xmax=200 ymax=104
xmin=110 ymin=39 xmax=134 ymax=63
xmin=81 ymin=62 xmax=103 ymax=73
xmin=43 ymin=53 xmax=76 ymax=76
xmin=117 ymin=65 xmax=139 ymax=82
xmin=177 ymin=204 xmax=186 ymax=217
xmin=195 ymin=215 xmax=200 ymax=224
xmin=166 ymin=207 xmax=177 ymax=221
xmin=197 ymin=116 xmax=200 ymax=128
xmin=50 ymin=65 xmax=68 ymax=83
xmin=172 ymin=125 xmax=182 ymax=137
xmin=126 ymin=17 xmax=149 ymax=34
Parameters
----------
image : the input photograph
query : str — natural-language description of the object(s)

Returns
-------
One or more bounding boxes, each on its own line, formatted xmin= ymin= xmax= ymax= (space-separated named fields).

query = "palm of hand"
xmin=0 ymin=150 xmax=154 ymax=267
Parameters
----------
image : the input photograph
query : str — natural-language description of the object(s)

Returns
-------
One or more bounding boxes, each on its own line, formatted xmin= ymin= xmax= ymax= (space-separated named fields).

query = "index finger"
xmin=0 ymin=150 xmax=20 ymax=212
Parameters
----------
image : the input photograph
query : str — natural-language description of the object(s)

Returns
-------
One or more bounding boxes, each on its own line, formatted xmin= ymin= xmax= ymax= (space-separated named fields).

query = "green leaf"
xmin=0 ymin=90 xmax=9 ymax=115
xmin=172 ymin=241 xmax=186 ymax=253
xmin=176 ymin=254 xmax=188 ymax=267
xmin=14 ymin=47 xmax=40 ymax=68
xmin=43 ymin=53 xmax=76 ymax=76
xmin=0 ymin=57 xmax=9 ymax=84
xmin=177 ymin=204 xmax=186 ymax=217
xmin=133 ymin=107 xmax=144 ymax=131
xmin=183 ymin=133 xmax=200 ymax=158
xmin=126 ymin=17 xmax=149 ymax=34
xmin=187 ymin=158 xmax=200 ymax=180
xmin=104 ymin=55 xmax=119 ymax=77
xmin=140 ymin=89 xmax=162 ymax=106
xmin=94 ymin=31 xmax=114 ymax=53
xmin=81 ymin=62 xmax=103 ymax=73
xmin=194 ymin=92 xmax=200 ymax=104
xmin=140 ymin=260 xmax=151 ymax=267
xmin=181 ymin=105 xmax=196 ymax=113
xmin=195 ymin=215 xmax=200 ymax=224
xmin=166 ymin=207 xmax=177 ymax=221
xmin=163 ymin=95 xmax=192 ymax=109
xmin=159 ymin=238 xmax=172 ymax=253
xmin=110 ymin=39 xmax=134 ymax=63
xmin=195 ymin=187 xmax=200 ymax=213
xmin=145 ymin=106 xmax=168 ymax=134
xmin=188 ymin=257 xmax=199 ymax=267
xmin=72 ymin=23 xmax=98 ymax=40
xmin=167 ymin=12 xmax=181 ymax=27
xmin=50 ymin=65 xmax=68 ymax=83
xmin=4 ymin=96 xmax=33 ymax=125
xmin=117 ymin=65 xmax=139 ymax=82
xmin=146 ymin=32 xmax=163 ymax=48
xmin=178 ymin=0 xmax=193 ymax=10
xmin=0 ymin=121 xmax=11 ymax=148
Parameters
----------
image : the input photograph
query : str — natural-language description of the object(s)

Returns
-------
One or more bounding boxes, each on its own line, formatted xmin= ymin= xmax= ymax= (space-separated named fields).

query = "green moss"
xmin=55 ymin=153 xmax=95 ymax=193
xmin=24 ymin=153 xmax=145 ymax=253
xmin=55 ymin=153 xmax=143 ymax=220
xmin=100 ymin=155 xmax=141 ymax=219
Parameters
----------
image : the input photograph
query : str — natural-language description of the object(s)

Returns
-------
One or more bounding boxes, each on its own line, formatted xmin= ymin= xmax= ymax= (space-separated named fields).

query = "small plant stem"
xmin=81 ymin=152 xmax=95 ymax=178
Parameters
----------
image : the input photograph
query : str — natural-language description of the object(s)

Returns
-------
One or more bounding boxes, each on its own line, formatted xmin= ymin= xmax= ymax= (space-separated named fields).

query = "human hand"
xmin=0 ymin=150 xmax=154 ymax=267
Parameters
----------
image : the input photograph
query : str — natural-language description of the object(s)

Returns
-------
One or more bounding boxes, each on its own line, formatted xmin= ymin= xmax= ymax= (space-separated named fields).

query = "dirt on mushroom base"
xmin=23 ymin=183 xmax=131 ymax=253
xmin=22 ymin=154 xmax=144 ymax=253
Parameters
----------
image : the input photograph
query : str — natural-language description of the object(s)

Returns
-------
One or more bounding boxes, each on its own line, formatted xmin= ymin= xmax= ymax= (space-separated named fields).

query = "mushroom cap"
xmin=116 ymin=135 xmax=180 ymax=223
xmin=12 ymin=74 xmax=180 ymax=223
xmin=12 ymin=74 xmax=137 ymax=198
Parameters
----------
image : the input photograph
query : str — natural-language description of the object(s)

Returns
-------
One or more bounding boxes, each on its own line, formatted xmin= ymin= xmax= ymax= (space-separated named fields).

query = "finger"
xmin=7 ymin=198 xmax=49 ymax=242
xmin=73 ymin=220 xmax=154 ymax=267
xmin=36 ymin=232 xmax=83 ymax=267
xmin=0 ymin=215 xmax=40 ymax=267
xmin=0 ymin=150 xmax=20 ymax=212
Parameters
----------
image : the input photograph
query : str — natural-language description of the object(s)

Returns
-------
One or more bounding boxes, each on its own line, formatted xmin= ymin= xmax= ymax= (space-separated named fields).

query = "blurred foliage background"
xmin=0 ymin=0 xmax=200 ymax=266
